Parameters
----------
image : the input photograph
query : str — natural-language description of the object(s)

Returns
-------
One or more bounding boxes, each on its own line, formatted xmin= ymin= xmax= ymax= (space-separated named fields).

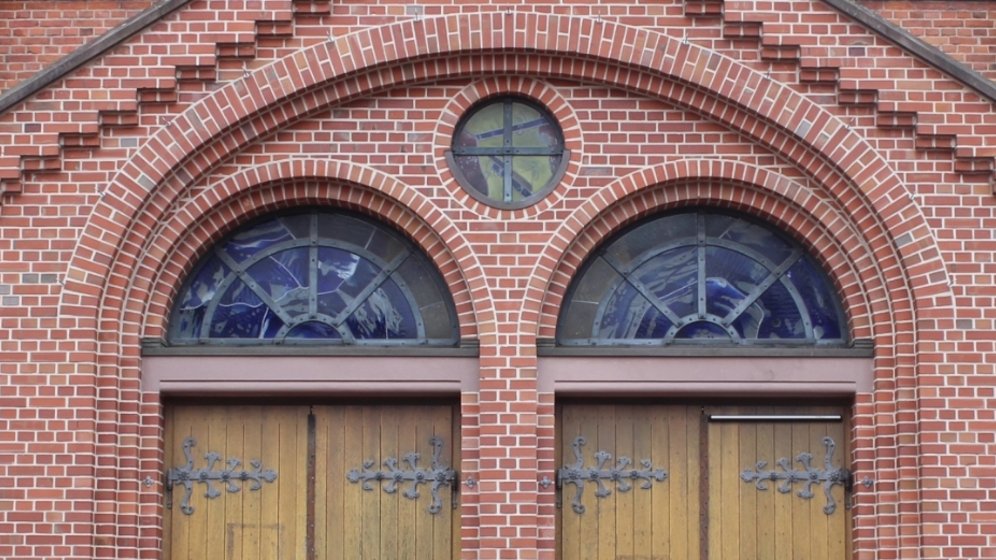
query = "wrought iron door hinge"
xmin=557 ymin=436 xmax=668 ymax=514
xmin=165 ymin=437 xmax=278 ymax=516
xmin=740 ymin=436 xmax=851 ymax=515
xmin=346 ymin=436 xmax=457 ymax=515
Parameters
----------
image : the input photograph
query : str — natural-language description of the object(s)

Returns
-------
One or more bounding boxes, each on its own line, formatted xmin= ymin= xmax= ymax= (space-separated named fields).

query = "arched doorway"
xmin=550 ymin=209 xmax=859 ymax=560
xmin=159 ymin=209 xmax=465 ymax=559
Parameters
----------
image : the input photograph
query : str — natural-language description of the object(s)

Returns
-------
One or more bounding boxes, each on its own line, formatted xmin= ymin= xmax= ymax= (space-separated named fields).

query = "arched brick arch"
xmin=529 ymin=160 xmax=884 ymax=342
xmin=55 ymin=13 xmax=951 ymax=557
xmin=137 ymin=159 xmax=484 ymax=340
xmin=62 ymin=13 xmax=948 ymax=322
xmin=524 ymin=159 xmax=926 ymax=556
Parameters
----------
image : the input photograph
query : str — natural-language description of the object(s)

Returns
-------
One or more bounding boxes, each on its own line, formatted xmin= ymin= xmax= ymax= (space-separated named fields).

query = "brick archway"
xmin=137 ymin=158 xmax=484 ymax=341
xmin=525 ymin=162 xmax=916 ymax=557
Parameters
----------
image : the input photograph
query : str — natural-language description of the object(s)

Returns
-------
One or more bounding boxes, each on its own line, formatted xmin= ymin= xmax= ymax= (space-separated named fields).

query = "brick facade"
xmin=0 ymin=1 xmax=156 ymax=92
xmin=0 ymin=0 xmax=995 ymax=559
xmin=859 ymin=0 xmax=996 ymax=82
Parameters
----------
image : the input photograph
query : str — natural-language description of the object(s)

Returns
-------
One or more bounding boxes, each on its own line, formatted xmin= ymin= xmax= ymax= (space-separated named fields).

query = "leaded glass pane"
xmin=167 ymin=210 xmax=459 ymax=346
xmin=511 ymin=102 xmax=557 ymax=148
xmin=450 ymin=97 xmax=566 ymax=208
xmin=213 ymin=282 xmax=279 ymax=339
xmin=558 ymin=210 xmax=847 ymax=346
xmin=222 ymin=217 xmax=296 ymax=264
xmin=786 ymin=258 xmax=843 ymax=340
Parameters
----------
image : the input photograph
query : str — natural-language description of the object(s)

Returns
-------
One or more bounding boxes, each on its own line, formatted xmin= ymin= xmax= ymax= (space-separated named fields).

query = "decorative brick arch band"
xmin=138 ymin=158 xmax=484 ymax=340
xmin=62 ymin=13 xmax=948 ymax=325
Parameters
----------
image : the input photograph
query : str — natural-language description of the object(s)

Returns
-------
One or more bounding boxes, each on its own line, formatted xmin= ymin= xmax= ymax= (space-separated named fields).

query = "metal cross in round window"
xmin=449 ymin=97 xmax=568 ymax=208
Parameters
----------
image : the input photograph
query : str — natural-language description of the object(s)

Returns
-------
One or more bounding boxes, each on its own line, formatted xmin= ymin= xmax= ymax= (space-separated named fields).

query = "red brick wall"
xmin=861 ymin=0 xmax=996 ymax=82
xmin=0 ymin=1 xmax=156 ymax=92
xmin=0 ymin=1 xmax=994 ymax=559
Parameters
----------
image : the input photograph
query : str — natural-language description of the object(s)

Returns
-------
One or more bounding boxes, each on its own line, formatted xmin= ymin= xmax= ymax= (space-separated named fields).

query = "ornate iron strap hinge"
xmin=346 ymin=436 xmax=457 ymax=515
xmin=740 ymin=436 xmax=852 ymax=515
xmin=165 ymin=437 xmax=278 ymax=516
xmin=557 ymin=436 xmax=668 ymax=514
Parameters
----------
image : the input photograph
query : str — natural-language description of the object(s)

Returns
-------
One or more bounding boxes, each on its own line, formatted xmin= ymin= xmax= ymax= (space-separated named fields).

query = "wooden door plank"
xmin=790 ymin=421 xmax=812 ymax=560
xmin=595 ymin=405 xmax=616 ymax=560
xmin=450 ymin=407 xmax=462 ymax=560
xmin=430 ymin=404 xmax=455 ymax=560
xmin=340 ymin=406 xmax=364 ymax=558
xmin=649 ymin=405 xmax=669 ymax=559
xmin=810 ymin=421 xmax=831 ymax=560
xmin=755 ymin=419 xmax=776 ymax=560
xmin=575 ymin=405 xmax=599 ymax=560
xmin=360 ymin=406 xmax=381 ymax=559
xmin=687 ymin=406 xmax=702 ymax=560
xmin=614 ymin=405 xmax=635 ymax=559
xmin=395 ymin=405 xmax=418 ymax=560
xmin=772 ymin=420 xmax=792 ymax=560
xmin=630 ymin=406 xmax=654 ymax=559
xmin=379 ymin=407 xmax=401 ymax=560
xmin=738 ymin=412 xmax=758 ymax=560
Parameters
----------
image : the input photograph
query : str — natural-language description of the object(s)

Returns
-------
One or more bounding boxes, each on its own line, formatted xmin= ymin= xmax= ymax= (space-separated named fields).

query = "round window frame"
xmin=446 ymin=96 xmax=570 ymax=210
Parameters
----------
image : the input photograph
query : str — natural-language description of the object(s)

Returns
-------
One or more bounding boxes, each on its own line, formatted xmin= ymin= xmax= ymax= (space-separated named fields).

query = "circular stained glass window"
xmin=167 ymin=210 xmax=459 ymax=346
xmin=557 ymin=210 xmax=848 ymax=346
xmin=449 ymin=97 xmax=568 ymax=208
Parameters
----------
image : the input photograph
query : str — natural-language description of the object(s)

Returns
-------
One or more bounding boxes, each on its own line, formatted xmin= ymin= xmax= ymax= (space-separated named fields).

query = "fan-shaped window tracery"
xmin=557 ymin=210 xmax=847 ymax=346
xmin=167 ymin=210 xmax=459 ymax=346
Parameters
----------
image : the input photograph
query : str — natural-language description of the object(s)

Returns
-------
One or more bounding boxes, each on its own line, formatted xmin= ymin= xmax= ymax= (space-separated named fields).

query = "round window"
xmin=449 ymin=97 xmax=568 ymax=208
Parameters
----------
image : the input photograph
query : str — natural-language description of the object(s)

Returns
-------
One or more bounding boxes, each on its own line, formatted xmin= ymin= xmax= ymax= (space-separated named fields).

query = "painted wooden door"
xmin=557 ymin=403 xmax=851 ymax=560
xmin=164 ymin=403 xmax=458 ymax=560
xmin=557 ymin=403 xmax=702 ymax=560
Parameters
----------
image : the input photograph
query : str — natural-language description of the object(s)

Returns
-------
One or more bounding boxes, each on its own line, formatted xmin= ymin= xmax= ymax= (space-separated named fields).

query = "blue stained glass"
xmin=286 ymin=321 xmax=342 ymax=340
xmin=786 ymin=258 xmax=843 ymax=340
xmin=598 ymin=282 xmax=649 ymax=339
xmin=166 ymin=210 xmax=459 ymax=346
xmin=247 ymin=248 xmax=310 ymax=315
xmin=705 ymin=247 xmax=768 ymax=318
xmin=345 ymin=279 xmax=417 ymax=339
xmin=708 ymin=215 xmax=794 ymax=262
xmin=212 ymin=281 xmax=284 ymax=338
xmin=752 ymin=281 xmax=806 ymax=339
xmin=704 ymin=277 xmax=751 ymax=319
xmin=222 ymin=217 xmax=296 ymax=263
xmin=315 ymin=249 xmax=375 ymax=317
xmin=634 ymin=249 xmax=698 ymax=318
xmin=172 ymin=256 xmax=229 ymax=339
xmin=674 ymin=321 xmax=730 ymax=340
xmin=558 ymin=210 xmax=846 ymax=346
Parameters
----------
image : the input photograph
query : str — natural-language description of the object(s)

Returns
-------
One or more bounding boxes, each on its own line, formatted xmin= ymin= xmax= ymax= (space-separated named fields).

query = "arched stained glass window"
xmin=557 ymin=210 xmax=847 ymax=346
xmin=168 ymin=210 xmax=459 ymax=346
